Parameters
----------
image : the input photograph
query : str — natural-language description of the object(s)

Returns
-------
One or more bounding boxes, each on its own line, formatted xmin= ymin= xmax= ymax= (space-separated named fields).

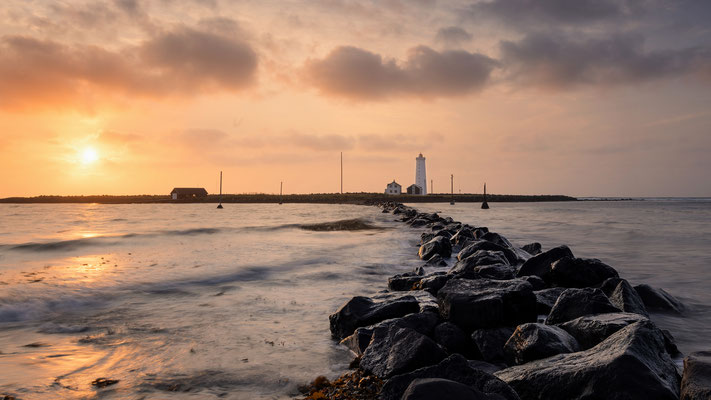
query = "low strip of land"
xmin=0 ymin=193 xmax=576 ymax=204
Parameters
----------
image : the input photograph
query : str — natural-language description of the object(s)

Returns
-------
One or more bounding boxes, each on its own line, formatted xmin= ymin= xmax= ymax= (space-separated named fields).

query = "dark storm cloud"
xmin=0 ymin=27 xmax=258 ymax=109
xmin=500 ymin=32 xmax=711 ymax=89
xmin=303 ymin=45 xmax=498 ymax=99
xmin=435 ymin=26 xmax=473 ymax=46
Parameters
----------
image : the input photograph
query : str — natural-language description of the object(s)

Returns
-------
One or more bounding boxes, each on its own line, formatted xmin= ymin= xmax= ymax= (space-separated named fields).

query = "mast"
xmin=450 ymin=174 xmax=455 ymax=205
xmin=217 ymin=171 xmax=223 ymax=209
xmin=279 ymin=181 xmax=283 ymax=205
xmin=340 ymin=152 xmax=343 ymax=194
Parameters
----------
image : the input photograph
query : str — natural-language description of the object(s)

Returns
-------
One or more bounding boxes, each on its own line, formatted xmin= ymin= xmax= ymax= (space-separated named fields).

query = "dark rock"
xmin=415 ymin=273 xmax=453 ymax=296
xmin=340 ymin=311 xmax=440 ymax=356
xmin=401 ymin=378 xmax=494 ymax=400
xmin=467 ymin=360 xmax=503 ymax=375
xmin=471 ymin=327 xmax=515 ymax=364
xmin=360 ymin=326 xmax=447 ymax=379
xmin=433 ymin=229 xmax=453 ymax=241
xmin=521 ymin=243 xmax=542 ymax=256
xmin=435 ymin=322 xmax=476 ymax=358
xmin=661 ymin=329 xmax=681 ymax=357
xmin=479 ymin=232 xmax=515 ymax=250
xmin=409 ymin=218 xmax=429 ymax=228
xmin=438 ymin=279 xmax=537 ymax=332
xmin=379 ymin=354 xmax=520 ymax=400
xmin=329 ymin=295 xmax=420 ymax=339
xmin=474 ymin=264 xmax=516 ymax=280
xmin=92 ymin=378 xmax=119 ymax=387
xmin=419 ymin=236 xmax=453 ymax=260
xmin=472 ymin=227 xmax=490 ymax=239
xmin=681 ymin=351 xmax=711 ymax=400
xmin=388 ymin=275 xmax=422 ymax=291
xmin=450 ymin=228 xmax=475 ymax=246
xmin=550 ymin=257 xmax=619 ymax=288
xmin=604 ymin=278 xmax=649 ymax=317
xmin=503 ymin=323 xmax=580 ymax=365
xmin=420 ymin=232 xmax=435 ymax=245
xmin=424 ymin=254 xmax=448 ymax=267
xmin=516 ymin=245 xmax=574 ymax=282
xmin=413 ymin=266 xmax=425 ymax=276
xmin=496 ymin=321 xmax=680 ymax=400
xmin=634 ymin=284 xmax=684 ymax=314
xmin=522 ymin=276 xmax=546 ymax=291
xmin=450 ymin=250 xmax=509 ymax=278
xmin=558 ymin=312 xmax=648 ymax=350
xmin=458 ymin=241 xmax=518 ymax=266
xmin=545 ymin=288 xmax=620 ymax=325
xmin=533 ymin=287 xmax=565 ymax=314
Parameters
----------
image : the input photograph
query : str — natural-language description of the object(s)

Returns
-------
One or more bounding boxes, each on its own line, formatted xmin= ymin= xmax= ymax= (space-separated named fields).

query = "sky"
xmin=1 ymin=0 xmax=710 ymax=197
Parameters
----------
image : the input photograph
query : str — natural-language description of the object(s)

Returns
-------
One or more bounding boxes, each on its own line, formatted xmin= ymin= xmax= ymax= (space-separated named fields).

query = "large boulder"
xmin=516 ymin=245 xmax=574 ymax=282
xmin=329 ymin=295 xmax=419 ymax=339
xmin=681 ymin=351 xmax=711 ymax=400
xmin=458 ymin=241 xmax=518 ymax=265
xmin=521 ymin=243 xmax=542 ymax=256
xmin=340 ymin=312 xmax=440 ymax=356
xmin=388 ymin=274 xmax=422 ymax=291
xmin=601 ymin=278 xmax=649 ymax=317
xmin=545 ymin=288 xmax=620 ymax=325
xmin=503 ymin=323 xmax=580 ymax=365
xmin=360 ymin=326 xmax=447 ymax=379
xmin=558 ymin=312 xmax=649 ymax=350
xmin=419 ymin=236 xmax=452 ymax=260
xmin=438 ymin=279 xmax=537 ymax=332
xmin=379 ymin=354 xmax=520 ymax=400
xmin=522 ymin=275 xmax=546 ymax=291
xmin=534 ymin=288 xmax=564 ymax=314
xmin=415 ymin=273 xmax=453 ymax=296
xmin=634 ymin=284 xmax=684 ymax=314
xmin=550 ymin=257 xmax=619 ymax=288
xmin=401 ymin=378 xmax=495 ymax=400
xmin=471 ymin=327 xmax=515 ymax=364
xmin=450 ymin=252 xmax=514 ymax=280
xmin=496 ymin=321 xmax=681 ymax=400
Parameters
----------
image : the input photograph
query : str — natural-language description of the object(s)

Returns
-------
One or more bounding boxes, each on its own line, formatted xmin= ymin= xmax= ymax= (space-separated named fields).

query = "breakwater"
xmin=299 ymin=202 xmax=709 ymax=400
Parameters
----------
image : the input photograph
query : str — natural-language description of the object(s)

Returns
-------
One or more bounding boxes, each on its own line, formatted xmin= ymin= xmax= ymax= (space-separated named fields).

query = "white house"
xmin=385 ymin=180 xmax=402 ymax=195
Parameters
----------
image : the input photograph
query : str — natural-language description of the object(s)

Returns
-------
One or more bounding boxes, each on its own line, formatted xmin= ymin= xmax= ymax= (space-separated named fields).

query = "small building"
xmin=385 ymin=181 xmax=402 ymax=195
xmin=407 ymin=184 xmax=423 ymax=195
xmin=171 ymin=187 xmax=208 ymax=200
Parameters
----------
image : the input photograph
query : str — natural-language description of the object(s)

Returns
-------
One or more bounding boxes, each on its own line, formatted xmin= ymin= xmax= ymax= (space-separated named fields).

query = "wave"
xmin=299 ymin=218 xmax=384 ymax=231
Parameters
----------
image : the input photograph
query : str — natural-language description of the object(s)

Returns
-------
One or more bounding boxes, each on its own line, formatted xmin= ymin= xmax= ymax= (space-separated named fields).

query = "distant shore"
xmin=0 ymin=193 xmax=577 ymax=204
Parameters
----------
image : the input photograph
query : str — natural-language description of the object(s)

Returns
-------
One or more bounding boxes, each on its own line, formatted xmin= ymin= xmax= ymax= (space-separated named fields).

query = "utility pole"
xmin=431 ymin=179 xmax=433 ymax=194
xmin=340 ymin=152 xmax=343 ymax=194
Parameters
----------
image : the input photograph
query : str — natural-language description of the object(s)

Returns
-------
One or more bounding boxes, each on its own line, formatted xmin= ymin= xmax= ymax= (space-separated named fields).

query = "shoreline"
xmin=0 ymin=193 xmax=577 ymax=204
xmin=298 ymin=201 xmax=700 ymax=399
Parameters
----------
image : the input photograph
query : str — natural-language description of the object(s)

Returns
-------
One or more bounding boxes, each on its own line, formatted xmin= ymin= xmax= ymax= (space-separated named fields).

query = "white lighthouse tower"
xmin=415 ymin=153 xmax=427 ymax=195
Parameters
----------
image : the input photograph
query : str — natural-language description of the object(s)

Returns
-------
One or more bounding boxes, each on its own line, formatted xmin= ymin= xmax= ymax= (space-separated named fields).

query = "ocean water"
xmin=0 ymin=200 xmax=710 ymax=399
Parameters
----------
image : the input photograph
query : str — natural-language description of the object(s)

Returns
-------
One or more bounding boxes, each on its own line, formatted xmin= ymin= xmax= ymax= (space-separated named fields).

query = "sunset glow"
xmin=0 ymin=1 xmax=710 ymax=197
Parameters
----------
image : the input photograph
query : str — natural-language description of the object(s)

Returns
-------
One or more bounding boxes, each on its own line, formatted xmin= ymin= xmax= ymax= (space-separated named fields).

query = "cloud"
xmin=303 ymin=45 xmax=498 ymax=99
xmin=0 ymin=26 xmax=257 ymax=109
xmin=435 ymin=26 xmax=473 ymax=46
xmin=500 ymin=32 xmax=711 ymax=89
xmin=467 ymin=0 xmax=646 ymax=26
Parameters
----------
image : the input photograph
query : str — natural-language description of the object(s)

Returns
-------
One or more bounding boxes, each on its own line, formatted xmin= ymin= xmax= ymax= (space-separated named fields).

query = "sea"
xmin=0 ymin=200 xmax=709 ymax=399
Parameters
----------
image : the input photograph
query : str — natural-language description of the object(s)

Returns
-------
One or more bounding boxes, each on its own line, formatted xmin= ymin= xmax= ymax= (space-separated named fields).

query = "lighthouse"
xmin=415 ymin=153 xmax=427 ymax=195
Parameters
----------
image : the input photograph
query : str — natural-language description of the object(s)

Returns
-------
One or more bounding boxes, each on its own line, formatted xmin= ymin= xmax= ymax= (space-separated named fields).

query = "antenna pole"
xmin=340 ymin=152 xmax=343 ymax=194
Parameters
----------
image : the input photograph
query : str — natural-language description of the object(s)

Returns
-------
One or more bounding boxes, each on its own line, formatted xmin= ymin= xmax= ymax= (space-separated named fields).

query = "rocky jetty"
xmin=301 ymin=201 xmax=692 ymax=400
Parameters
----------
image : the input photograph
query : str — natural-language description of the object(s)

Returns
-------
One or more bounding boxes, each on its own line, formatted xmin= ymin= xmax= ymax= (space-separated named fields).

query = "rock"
xmin=603 ymin=278 xmax=649 ymax=317
xmin=409 ymin=218 xmax=429 ymax=228
xmin=379 ymin=354 xmax=520 ymax=400
xmin=438 ymin=278 xmax=537 ymax=332
xmin=503 ymin=323 xmax=580 ymax=365
xmin=458 ymin=241 xmax=518 ymax=265
xmin=471 ymin=327 xmax=515 ymax=364
xmin=420 ymin=232 xmax=435 ymax=245
xmin=533 ymin=287 xmax=565 ymax=314
xmin=92 ymin=378 xmax=119 ymax=387
xmin=415 ymin=273 xmax=453 ymax=296
xmin=360 ymin=326 xmax=447 ymax=379
xmin=479 ymin=232 xmax=515 ymax=251
xmin=401 ymin=378 xmax=494 ymax=400
xmin=496 ymin=321 xmax=680 ymax=400
xmin=634 ymin=284 xmax=684 ymax=314
xmin=467 ymin=360 xmax=502 ymax=375
xmin=558 ymin=312 xmax=648 ymax=350
xmin=661 ymin=329 xmax=681 ymax=357
xmin=425 ymin=254 xmax=448 ymax=267
xmin=681 ymin=351 xmax=711 ymax=400
xmin=388 ymin=274 xmax=422 ymax=291
xmin=523 ymin=276 xmax=546 ymax=291
xmin=521 ymin=243 xmax=542 ymax=255
xmin=474 ymin=264 xmax=516 ymax=280
xmin=516 ymin=245 xmax=574 ymax=282
xmin=340 ymin=312 xmax=440 ymax=356
xmin=450 ymin=250 xmax=509 ymax=278
xmin=373 ymin=291 xmax=440 ymax=314
xmin=419 ymin=236 xmax=453 ymax=260
xmin=329 ymin=295 xmax=420 ymax=339
xmin=450 ymin=228 xmax=475 ymax=246
xmin=435 ymin=322 xmax=476 ymax=358
xmin=550 ymin=257 xmax=619 ymax=288
xmin=545 ymin=288 xmax=620 ymax=325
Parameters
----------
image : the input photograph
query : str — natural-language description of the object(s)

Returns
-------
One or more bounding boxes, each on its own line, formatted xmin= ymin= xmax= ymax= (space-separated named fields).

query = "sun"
xmin=81 ymin=147 xmax=99 ymax=165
